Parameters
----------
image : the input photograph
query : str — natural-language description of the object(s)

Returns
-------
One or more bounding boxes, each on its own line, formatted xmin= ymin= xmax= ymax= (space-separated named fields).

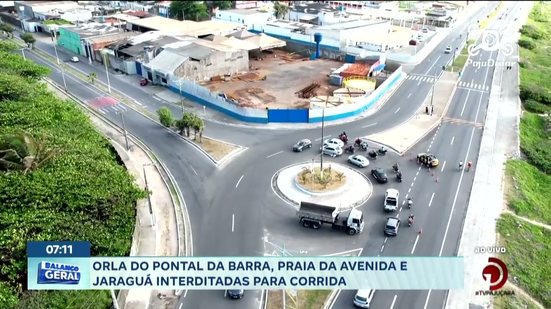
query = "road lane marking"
xmin=232 ymin=214 xmax=235 ymax=232
xmin=450 ymin=136 xmax=455 ymax=145
xmin=411 ymin=234 xmax=420 ymax=254
xmin=428 ymin=193 xmax=435 ymax=207
xmin=460 ymin=89 xmax=471 ymax=116
xmin=314 ymin=135 xmax=331 ymax=141
xmin=266 ymin=151 xmax=283 ymax=158
xmin=417 ymin=80 xmax=421 ymax=86
xmin=423 ymin=290 xmax=432 ymax=309
xmin=390 ymin=295 xmax=398 ymax=309
xmin=236 ymin=175 xmax=244 ymax=188
xmin=179 ymin=303 xmax=183 ymax=309
xmin=441 ymin=161 xmax=446 ymax=172
xmin=413 ymin=176 xmax=417 ymax=182
xmin=394 ymin=107 xmax=401 ymax=114
xmin=362 ymin=123 xmax=377 ymax=128
xmin=380 ymin=245 xmax=385 ymax=252
xmin=407 ymin=93 xmax=412 ymax=98
xmin=425 ymin=55 xmax=442 ymax=75
xmin=190 ymin=166 xmax=198 ymax=176
xmin=153 ymin=97 xmax=161 ymax=101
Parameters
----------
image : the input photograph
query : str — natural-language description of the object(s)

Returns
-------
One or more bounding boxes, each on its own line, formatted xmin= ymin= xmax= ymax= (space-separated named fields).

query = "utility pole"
xmin=143 ymin=164 xmax=155 ymax=227
xmin=179 ymin=80 xmax=184 ymax=114
xmin=319 ymin=95 xmax=329 ymax=172
xmin=102 ymin=51 xmax=112 ymax=93
xmin=119 ymin=112 xmax=129 ymax=151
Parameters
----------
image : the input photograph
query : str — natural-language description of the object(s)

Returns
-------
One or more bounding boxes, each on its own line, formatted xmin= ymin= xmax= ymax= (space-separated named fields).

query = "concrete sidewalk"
xmin=366 ymin=71 xmax=458 ymax=154
xmin=45 ymin=82 xmax=185 ymax=309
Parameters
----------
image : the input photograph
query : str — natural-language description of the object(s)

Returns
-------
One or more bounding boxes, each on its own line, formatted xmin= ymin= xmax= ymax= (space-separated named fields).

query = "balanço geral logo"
xmin=481 ymin=257 xmax=508 ymax=291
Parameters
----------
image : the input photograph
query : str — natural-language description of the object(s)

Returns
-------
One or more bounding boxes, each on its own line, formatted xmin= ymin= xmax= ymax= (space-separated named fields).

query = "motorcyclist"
xmin=407 ymin=197 xmax=413 ymax=208
xmin=393 ymin=163 xmax=400 ymax=172
xmin=396 ymin=170 xmax=402 ymax=182
xmin=355 ymin=138 xmax=361 ymax=146
xmin=467 ymin=161 xmax=472 ymax=170
xmin=459 ymin=160 xmax=464 ymax=169
xmin=408 ymin=214 xmax=415 ymax=226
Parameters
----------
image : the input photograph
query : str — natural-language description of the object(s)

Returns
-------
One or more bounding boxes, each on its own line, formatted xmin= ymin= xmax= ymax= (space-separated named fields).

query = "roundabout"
xmin=272 ymin=162 xmax=373 ymax=210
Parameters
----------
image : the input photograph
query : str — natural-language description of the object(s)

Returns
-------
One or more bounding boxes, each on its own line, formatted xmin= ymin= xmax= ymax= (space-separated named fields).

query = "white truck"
xmin=384 ymin=189 xmax=399 ymax=212
xmin=297 ymin=202 xmax=364 ymax=235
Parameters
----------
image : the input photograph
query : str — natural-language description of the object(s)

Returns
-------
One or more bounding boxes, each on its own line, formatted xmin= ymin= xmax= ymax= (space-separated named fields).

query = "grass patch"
xmin=496 ymin=214 xmax=551 ymax=308
xmin=197 ymin=136 xmax=239 ymax=162
xmin=480 ymin=1 xmax=505 ymax=29
xmin=447 ymin=40 xmax=474 ymax=72
xmin=519 ymin=112 xmax=551 ymax=173
xmin=505 ymin=160 xmax=551 ymax=224
xmin=494 ymin=290 xmax=542 ymax=309
xmin=297 ymin=290 xmax=331 ymax=309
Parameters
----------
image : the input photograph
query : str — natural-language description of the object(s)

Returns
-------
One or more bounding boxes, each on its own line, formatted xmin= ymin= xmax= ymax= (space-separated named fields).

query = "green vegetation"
xmin=273 ymin=2 xmax=291 ymax=19
xmin=169 ymin=0 xmax=216 ymax=21
xmin=496 ymin=215 xmax=551 ymax=308
xmin=447 ymin=39 xmax=474 ymax=72
xmin=494 ymin=290 xmax=542 ymax=309
xmin=175 ymin=112 xmax=205 ymax=141
xmin=499 ymin=3 xmax=551 ymax=309
xmin=297 ymin=290 xmax=331 ymax=309
xmin=0 ymin=22 xmax=15 ymax=38
xmin=19 ymin=33 xmax=36 ymax=48
xmin=0 ymin=41 xmax=145 ymax=308
xmin=505 ymin=160 xmax=551 ymax=224
xmin=43 ymin=19 xmax=72 ymax=25
xmin=480 ymin=1 xmax=505 ymax=30
xmin=157 ymin=107 xmax=174 ymax=127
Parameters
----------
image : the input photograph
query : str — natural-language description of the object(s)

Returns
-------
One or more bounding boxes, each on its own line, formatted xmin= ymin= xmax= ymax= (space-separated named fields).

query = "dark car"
xmin=226 ymin=289 xmax=244 ymax=299
xmin=293 ymin=139 xmax=312 ymax=152
xmin=384 ymin=217 xmax=400 ymax=236
xmin=371 ymin=168 xmax=388 ymax=183
xmin=417 ymin=153 xmax=439 ymax=167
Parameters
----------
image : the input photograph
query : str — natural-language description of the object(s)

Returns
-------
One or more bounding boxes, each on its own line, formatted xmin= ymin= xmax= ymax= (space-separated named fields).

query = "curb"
xmin=44 ymin=79 xmax=190 ymax=301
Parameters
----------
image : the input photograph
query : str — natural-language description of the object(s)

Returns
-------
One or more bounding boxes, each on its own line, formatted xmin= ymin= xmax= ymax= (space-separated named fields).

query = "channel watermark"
xmin=465 ymin=24 xmax=515 ymax=69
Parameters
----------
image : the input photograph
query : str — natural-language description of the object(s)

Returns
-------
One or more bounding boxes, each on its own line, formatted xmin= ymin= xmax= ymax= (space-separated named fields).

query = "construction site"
xmin=202 ymin=49 xmax=343 ymax=109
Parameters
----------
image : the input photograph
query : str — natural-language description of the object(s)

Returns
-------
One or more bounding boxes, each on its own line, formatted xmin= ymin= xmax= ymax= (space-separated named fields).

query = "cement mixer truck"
xmin=297 ymin=202 xmax=364 ymax=235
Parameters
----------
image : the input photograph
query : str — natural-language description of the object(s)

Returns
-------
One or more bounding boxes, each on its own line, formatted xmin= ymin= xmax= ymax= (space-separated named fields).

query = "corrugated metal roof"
xmin=172 ymin=43 xmax=213 ymax=61
xmin=147 ymin=49 xmax=188 ymax=75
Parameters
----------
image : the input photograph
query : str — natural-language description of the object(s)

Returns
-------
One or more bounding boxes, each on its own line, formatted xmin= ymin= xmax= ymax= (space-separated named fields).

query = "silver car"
xmin=323 ymin=138 xmax=345 ymax=148
xmin=322 ymin=145 xmax=343 ymax=157
xmin=348 ymin=155 xmax=369 ymax=168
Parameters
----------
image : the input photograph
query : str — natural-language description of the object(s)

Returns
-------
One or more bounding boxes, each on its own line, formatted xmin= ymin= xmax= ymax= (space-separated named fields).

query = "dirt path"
xmin=503 ymin=210 xmax=551 ymax=231
xmin=504 ymin=281 xmax=546 ymax=309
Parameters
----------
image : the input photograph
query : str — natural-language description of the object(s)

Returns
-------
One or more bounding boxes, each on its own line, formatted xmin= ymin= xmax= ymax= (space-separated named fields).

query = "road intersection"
xmin=20 ymin=1 xmax=527 ymax=308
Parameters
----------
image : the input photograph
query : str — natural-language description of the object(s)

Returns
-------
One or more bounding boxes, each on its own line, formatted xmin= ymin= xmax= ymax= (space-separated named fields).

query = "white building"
xmin=213 ymin=9 xmax=274 ymax=31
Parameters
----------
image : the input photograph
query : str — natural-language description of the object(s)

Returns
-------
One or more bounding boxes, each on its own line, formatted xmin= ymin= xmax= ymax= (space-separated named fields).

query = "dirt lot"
xmin=203 ymin=49 xmax=342 ymax=109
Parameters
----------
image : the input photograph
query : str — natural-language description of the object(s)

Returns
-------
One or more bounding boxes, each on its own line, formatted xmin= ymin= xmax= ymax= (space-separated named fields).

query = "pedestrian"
xmin=425 ymin=106 xmax=429 ymax=114
xmin=431 ymin=105 xmax=434 ymax=115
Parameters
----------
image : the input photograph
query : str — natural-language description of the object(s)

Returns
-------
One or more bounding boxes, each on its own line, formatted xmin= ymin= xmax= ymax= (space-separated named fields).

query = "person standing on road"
xmin=467 ymin=161 xmax=472 ymax=171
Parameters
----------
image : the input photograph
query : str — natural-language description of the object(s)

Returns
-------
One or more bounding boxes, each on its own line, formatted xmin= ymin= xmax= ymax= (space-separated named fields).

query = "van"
xmin=353 ymin=289 xmax=375 ymax=308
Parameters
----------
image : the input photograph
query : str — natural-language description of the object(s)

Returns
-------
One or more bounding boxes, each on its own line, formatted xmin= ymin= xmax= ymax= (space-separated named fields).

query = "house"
xmin=127 ymin=16 xmax=241 ymax=37
xmin=15 ymin=1 xmax=80 ymax=20
xmin=213 ymin=8 xmax=273 ymax=31
xmin=57 ymin=23 xmax=121 ymax=60
xmin=288 ymin=2 xmax=342 ymax=25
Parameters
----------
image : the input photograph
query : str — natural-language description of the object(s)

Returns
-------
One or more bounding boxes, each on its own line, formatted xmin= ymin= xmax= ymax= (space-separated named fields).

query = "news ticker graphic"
xmin=28 ymin=257 xmax=464 ymax=290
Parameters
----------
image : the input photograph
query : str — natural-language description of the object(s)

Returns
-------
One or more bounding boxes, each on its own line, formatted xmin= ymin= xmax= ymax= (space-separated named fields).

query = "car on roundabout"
xmin=348 ymin=155 xmax=369 ymax=168
xmin=322 ymin=145 xmax=343 ymax=157
xmin=370 ymin=168 xmax=388 ymax=183
xmin=324 ymin=138 xmax=345 ymax=149
xmin=417 ymin=153 xmax=439 ymax=167
xmin=293 ymin=139 xmax=312 ymax=152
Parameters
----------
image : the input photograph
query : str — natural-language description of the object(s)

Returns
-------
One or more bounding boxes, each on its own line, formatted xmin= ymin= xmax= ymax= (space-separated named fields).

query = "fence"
xmin=169 ymin=66 xmax=404 ymax=124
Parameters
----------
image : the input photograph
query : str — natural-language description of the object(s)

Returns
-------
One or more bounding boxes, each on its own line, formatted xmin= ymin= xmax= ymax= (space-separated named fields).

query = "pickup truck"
xmin=384 ymin=189 xmax=399 ymax=212
xmin=297 ymin=202 xmax=364 ymax=235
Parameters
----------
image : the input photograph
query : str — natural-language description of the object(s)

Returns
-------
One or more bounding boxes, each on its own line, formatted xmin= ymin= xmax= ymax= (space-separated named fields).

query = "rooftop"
xmin=315 ymin=19 xmax=387 ymax=30
xmin=147 ymin=48 xmax=189 ymax=75
xmin=219 ymin=8 xmax=272 ymax=16
xmin=66 ymin=23 xmax=120 ymax=38
xmin=128 ymin=16 xmax=241 ymax=37
xmin=290 ymin=2 xmax=341 ymax=15
xmin=265 ymin=20 xmax=316 ymax=30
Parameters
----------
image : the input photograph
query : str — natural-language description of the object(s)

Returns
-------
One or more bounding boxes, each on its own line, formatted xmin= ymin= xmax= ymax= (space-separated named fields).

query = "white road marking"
xmin=411 ymin=234 xmax=420 ymax=254
xmin=423 ymin=290 xmax=432 ymax=309
xmin=134 ymin=100 xmax=142 ymax=106
xmin=394 ymin=107 xmax=401 ymax=114
xmin=425 ymin=55 xmax=442 ymax=75
xmin=190 ymin=166 xmax=198 ymax=176
xmin=179 ymin=303 xmax=183 ymax=309
xmin=232 ymin=214 xmax=235 ymax=232
xmin=450 ymin=136 xmax=455 ymax=145
xmin=390 ymin=294 xmax=398 ymax=309
xmin=428 ymin=193 xmax=435 ymax=207
xmin=441 ymin=161 xmax=446 ymax=172
xmin=460 ymin=89 xmax=471 ymax=116
xmin=413 ymin=176 xmax=417 ymax=182
xmin=362 ymin=122 xmax=377 ymax=128
xmin=235 ymin=175 xmax=244 ymax=188
xmin=98 ymin=109 xmax=106 ymax=115
xmin=266 ymin=151 xmax=283 ymax=158
xmin=380 ymin=245 xmax=385 ymax=252
xmin=314 ymin=135 xmax=331 ymax=141
xmin=153 ymin=97 xmax=161 ymax=101
xmin=407 ymin=93 xmax=412 ymax=98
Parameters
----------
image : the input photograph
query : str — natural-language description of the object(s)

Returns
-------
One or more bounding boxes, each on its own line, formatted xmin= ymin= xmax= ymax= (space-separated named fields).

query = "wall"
xmin=57 ymin=27 xmax=82 ymax=55
xmin=168 ymin=78 xmax=268 ymax=123
xmin=174 ymin=49 xmax=249 ymax=82
xmin=214 ymin=11 xmax=273 ymax=30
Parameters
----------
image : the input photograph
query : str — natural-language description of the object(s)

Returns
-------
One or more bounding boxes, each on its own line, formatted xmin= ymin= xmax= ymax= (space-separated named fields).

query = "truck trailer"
xmin=297 ymin=202 xmax=364 ymax=235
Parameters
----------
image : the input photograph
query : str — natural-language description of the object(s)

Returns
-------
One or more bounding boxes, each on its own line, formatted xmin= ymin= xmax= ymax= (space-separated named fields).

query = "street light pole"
xmin=179 ymin=80 xmax=184 ymax=114
xmin=52 ymin=34 xmax=68 ymax=91
xmin=102 ymin=51 xmax=112 ymax=93
xmin=119 ymin=112 xmax=129 ymax=151
xmin=319 ymin=96 xmax=328 ymax=172
xmin=143 ymin=164 xmax=155 ymax=227
xmin=20 ymin=48 xmax=26 ymax=60
xmin=430 ymin=68 xmax=436 ymax=108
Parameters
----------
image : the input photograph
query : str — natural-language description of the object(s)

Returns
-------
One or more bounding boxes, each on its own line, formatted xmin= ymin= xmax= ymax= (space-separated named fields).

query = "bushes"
xmin=523 ymin=99 xmax=550 ymax=114
xmin=520 ymin=24 xmax=547 ymax=40
xmin=519 ymin=82 xmax=551 ymax=105
xmin=519 ymin=113 xmax=551 ymax=174
xmin=518 ymin=38 xmax=536 ymax=49
xmin=0 ymin=38 xmax=145 ymax=308
xmin=157 ymin=107 xmax=174 ymax=127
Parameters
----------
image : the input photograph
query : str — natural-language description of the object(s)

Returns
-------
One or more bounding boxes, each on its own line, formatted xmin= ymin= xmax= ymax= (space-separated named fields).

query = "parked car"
xmin=445 ymin=45 xmax=452 ymax=54
xmin=226 ymin=289 xmax=244 ymax=299
xmin=324 ymin=138 xmax=345 ymax=149
xmin=70 ymin=56 xmax=79 ymax=63
xmin=348 ymin=155 xmax=369 ymax=168
xmin=293 ymin=139 xmax=312 ymax=152
xmin=322 ymin=145 xmax=343 ymax=157
xmin=409 ymin=39 xmax=418 ymax=46
xmin=371 ymin=168 xmax=388 ymax=183
xmin=421 ymin=28 xmax=429 ymax=33
xmin=384 ymin=217 xmax=400 ymax=236
xmin=417 ymin=153 xmax=440 ymax=167
xmin=353 ymin=289 xmax=376 ymax=308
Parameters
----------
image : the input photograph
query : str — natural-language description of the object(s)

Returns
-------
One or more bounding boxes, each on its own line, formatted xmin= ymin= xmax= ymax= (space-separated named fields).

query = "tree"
xmin=0 ymin=131 xmax=59 ymax=174
xmin=0 ymin=22 xmax=14 ymax=38
xmin=191 ymin=114 xmax=204 ymax=142
xmin=206 ymin=0 xmax=232 ymax=16
xmin=170 ymin=1 xmax=209 ymax=21
xmin=87 ymin=72 xmax=97 ymax=84
xmin=0 ymin=40 xmax=18 ymax=52
xmin=157 ymin=107 xmax=174 ymax=127
xmin=20 ymin=33 xmax=36 ymax=49
xmin=273 ymin=1 xmax=290 ymax=19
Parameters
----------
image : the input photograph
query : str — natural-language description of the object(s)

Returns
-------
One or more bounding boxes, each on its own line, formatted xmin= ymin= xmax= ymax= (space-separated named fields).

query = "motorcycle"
xmin=408 ymin=215 xmax=414 ymax=227
xmin=393 ymin=163 xmax=400 ymax=173
xmin=339 ymin=133 xmax=348 ymax=144
xmin=377 ymin=147 xmax=387 ymax=155
xmin=396 ymin=171 xmax=402 ymax=182
xmin=360 ymin=142 xmax=368 ymax=151
xmin=407 ymin=198 xmax=413 ymax=209
xmin=345 ymin=145 xmax=355 ymax=154
xmin=368 ymin=150 xmax=378 ymax=159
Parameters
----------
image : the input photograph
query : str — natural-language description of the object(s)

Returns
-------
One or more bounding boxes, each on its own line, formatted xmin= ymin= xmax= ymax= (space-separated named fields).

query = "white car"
xmin=384 ymin=188 xmax=400 ymax=212
xmin=323 ymin=138 xmax=345 ymax=149
xmin=444 ymin=46 xmax=452 ymax=54
xmin=322 ymin=145 xmax=343 ymax=157
xmin=353 ymin=289 xmax=375 ymax=308
xmin=348 ymin=155 xmax=369 ymax=168
xmin=70 ymin=56 xmax=79 ymax=63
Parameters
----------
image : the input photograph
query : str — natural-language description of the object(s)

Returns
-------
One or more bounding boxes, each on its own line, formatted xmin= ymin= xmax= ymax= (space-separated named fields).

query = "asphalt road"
xmin=21 ymin=1 xmax=524 ymax=308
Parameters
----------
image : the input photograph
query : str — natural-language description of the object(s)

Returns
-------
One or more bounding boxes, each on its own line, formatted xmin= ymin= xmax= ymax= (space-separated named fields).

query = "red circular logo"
xmin=482 ymin=257 xmax=508 ymax=290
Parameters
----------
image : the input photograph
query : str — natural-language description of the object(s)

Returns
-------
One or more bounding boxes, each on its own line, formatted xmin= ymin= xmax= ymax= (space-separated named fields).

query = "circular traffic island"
xmin=273 ymin=162 xmax=372 ymax=210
